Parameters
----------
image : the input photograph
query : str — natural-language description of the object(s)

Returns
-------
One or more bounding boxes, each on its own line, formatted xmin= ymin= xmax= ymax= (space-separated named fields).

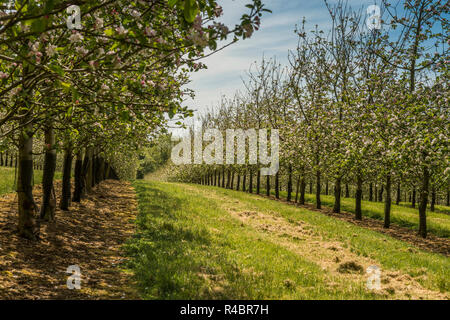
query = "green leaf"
xmin=49 ymin=64 xmax=64 ymax=76
xmin=184 ymin=0 xmax=198 ymax=23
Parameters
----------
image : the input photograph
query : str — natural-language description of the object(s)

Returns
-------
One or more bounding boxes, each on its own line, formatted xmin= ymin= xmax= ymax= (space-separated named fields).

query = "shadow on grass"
xmin=124 ymin=182 xmax=216 ymax=299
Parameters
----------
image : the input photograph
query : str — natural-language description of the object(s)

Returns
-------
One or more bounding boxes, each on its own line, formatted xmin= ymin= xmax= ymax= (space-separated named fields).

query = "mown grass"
xmin=125 ymin=180 xmax=449 ymax=299
xmin=264 ymin=189 xmax=450 ymax=238
xmin=0 ymin=166 xmax=62 ymax=196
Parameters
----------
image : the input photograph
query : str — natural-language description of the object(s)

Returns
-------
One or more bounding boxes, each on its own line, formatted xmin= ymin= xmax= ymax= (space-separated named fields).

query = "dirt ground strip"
xmin=183 ymin=185 xmax=449 ymax=300
xmin=0 ymin=180 xmax=139 ymax=299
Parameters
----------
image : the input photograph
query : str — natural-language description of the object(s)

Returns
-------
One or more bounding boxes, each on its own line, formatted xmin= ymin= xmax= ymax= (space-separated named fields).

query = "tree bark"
xmin=384 ymin=174 xmax=391 ymax=228
xmin=378 ymin=185 xmax=383 ymax=202
xmin=287 ymin=165 xmax=293 ymax=202
xmin=231 ymin=171 xmax=235 ymax=189
xmin=345 ymin=183 xmax=349 ymax=198
xmin=222 ymin=167 xmax=225 ymax=188
xmin=84 ymin=147 xmax=94 ymax=194
xmin=418 ymin=166 xmax=429 ymax=238
xmin=72 ymin=151 xmax=83 ymax=202
xmin=40 ymin=125 xmax=57 ymax=222
xmin=256 ymin=169 xmax=260 ymax=194
xmin=412 ymin=188 xmax=416 ymax=208
xmin=295 ymin=176 xmax=300 ymax=203
xmin=242 ymin=172 xmax=246 ymax=192
xmin=249 ymin=169 xmax=253 ymax=193
xmin=369 ymin=183 xmax=373 ymax=201
xmin=396 ymin=183 xmax=401 ymax=205
xmin=299 ymin=175 xmax=306 ymax=205
xmin=333 ymin=177 xmax=341 ymax=213
xmin=17 ymin=119 xmax=39 ymax=239
xmin=355 ymin=174 xmax=363 ymax=220
xmin=275 ymin=171 xmax=279 ymax=199
xmin=316 ymin=169 xmax=321 ymax=209
xmin=236 ymin=174 xmax=240 ymax=190
xmin=266 ymin=175 xmax=270 ymax=196
xmin=60 ymin=146 xmax=73 ymax=211
xmin=430 ymin=186 xmax=436 ymax=212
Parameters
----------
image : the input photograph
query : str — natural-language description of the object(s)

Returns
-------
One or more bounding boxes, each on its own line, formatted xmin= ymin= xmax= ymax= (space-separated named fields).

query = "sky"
xmin=180 ymin=0 xmax=381 ymax=126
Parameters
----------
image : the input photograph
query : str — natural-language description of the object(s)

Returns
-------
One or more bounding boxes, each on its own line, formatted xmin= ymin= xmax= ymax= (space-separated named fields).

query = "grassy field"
xmin=0 ymin=166 xmax=62 ymax=196
xmin=125 ymin=180 xmax=449 ymax=300
xmin=265 ymin=189 xmax=450 ymax=238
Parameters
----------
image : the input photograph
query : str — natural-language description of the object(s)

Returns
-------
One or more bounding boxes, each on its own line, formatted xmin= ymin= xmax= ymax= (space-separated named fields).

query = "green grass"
xmin=0 ymin=166 xmax=62 ymax=196
xmin=125 ymin=180 xmax=449 ymax=299
xmin=264 ymin=189 xmax=450 ymax=238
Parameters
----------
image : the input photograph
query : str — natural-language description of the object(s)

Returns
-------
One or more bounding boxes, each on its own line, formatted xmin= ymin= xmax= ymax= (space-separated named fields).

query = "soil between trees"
xmin=0 ymin=180 xmax=138 ymax=299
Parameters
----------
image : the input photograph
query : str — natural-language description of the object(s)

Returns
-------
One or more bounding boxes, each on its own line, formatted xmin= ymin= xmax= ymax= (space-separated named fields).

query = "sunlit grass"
xmin=0 ymin=166 xmax=62 ymax=196
xmin=125 ymin=181 xmax=449 ymax=299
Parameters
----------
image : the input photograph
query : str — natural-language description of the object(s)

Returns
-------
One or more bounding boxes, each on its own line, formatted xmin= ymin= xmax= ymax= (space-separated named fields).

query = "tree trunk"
xmin=384 ymin=174 xmax=391 ymax=228
xmin=355 ymin=174 xmax=363 ymax=220
xmin=396 ymin=183 xmax=401 ymax=205
xmin=84 ymin=147 xmax=94 ymax=193
xmin=17 ymin=123 xmax=39 ymax=239
xmin=72 ymin=151 xmax=83 ymax=202
xmin=214 ymin=169 xmax=217 ymax=186
xmin=231 ymin=171 xmax=235 ymax=189
xmin=256 ymin=170 xmax=260 ymax=194
xmin=287 ymin=165 xmax=293 ymax=202
xmin=242 ymin=172 xmax=246 ymax=192
xmin=266 ymin=175 xmax=270 ymax=196
xmin=60 ymin=146 xmax=73 ymax=211
xmin=325 ymin=180 xmax=329 ymax=196
xmin=275 ymin=171 xmax=279 ymax=199
xmin=369 ymin=183 xmax=373 ymax=201
xmin=309 ymin=181 xmax=312 ymax=194
xmin=446 ymin=190 xmax=449 ymax=207
xmin=222 ymin=167 xmax=225 ymax=188
xmin=98 ymin=156 xmax=105 ymax=183
xmin=345 ymin=183 xmax=349 ymax=198
xmin=236 ymin=174 xmax=240 ymax=190
xmin=40 ymin=125 xmax=57 ymax=222
xmin=249 ymin=170 xmax=253 ymax=193
xmin=316 ymin=169 xmax=321 ymax=209
xmin=430 ymin=186 xmax=436 ymax=212
xmin=299 ymin=175 xmax=306 ymax=205
xmin=226 ymin=169 xmax=231 ymax=189
xmin=412 ymin=188 xmax=416 ymax=208
xmin=333 ymin=177 xmax=341 ymax=213
xmin=105 ymin=162 xmax=111 ymax=180
xmin=295 ymin=176 xmax=300 ymax=203
xmin=418 ymin=166 xmax=429 ymax=238
xmin=378 ymin=185 xmax=383 ymax=202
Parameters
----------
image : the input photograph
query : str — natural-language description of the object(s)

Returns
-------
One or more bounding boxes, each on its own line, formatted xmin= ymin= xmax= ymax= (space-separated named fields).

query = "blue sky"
xmin=181 ymin=0 xmax=381 ymax=122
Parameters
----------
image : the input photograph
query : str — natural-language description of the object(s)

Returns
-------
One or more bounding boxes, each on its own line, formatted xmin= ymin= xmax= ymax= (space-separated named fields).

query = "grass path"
xmin=125 ymin=180 xmax=449 ymax=300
